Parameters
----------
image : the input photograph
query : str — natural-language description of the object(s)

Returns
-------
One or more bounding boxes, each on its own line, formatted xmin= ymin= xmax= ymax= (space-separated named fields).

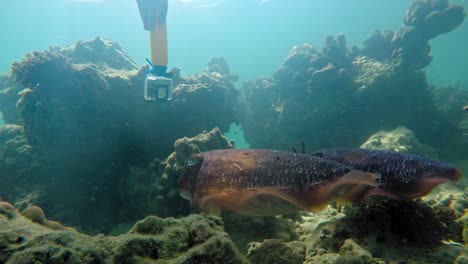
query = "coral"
xmin=0 ymin=211 xmax=248 ymax=264
xmin=360 ymin=126 xmax=438 ymax=158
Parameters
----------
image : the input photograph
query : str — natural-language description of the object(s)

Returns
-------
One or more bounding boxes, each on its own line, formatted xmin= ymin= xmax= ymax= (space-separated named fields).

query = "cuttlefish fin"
xmin=288 ymin=170 xmax=381 ymax=213
xmin=198 ymin=191 xmax=260 ymax=216
xmin=335 ymin=185 xmax=369 ymax=206
xmin=338 ymin=170 xmax=381 ymax=188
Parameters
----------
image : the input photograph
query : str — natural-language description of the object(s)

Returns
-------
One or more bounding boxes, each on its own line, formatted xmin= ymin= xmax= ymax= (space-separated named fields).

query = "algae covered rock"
xmin=0 ymin=125 xmax=39 ymax=196
xmin=223 ymin=212 xmax=299 ymax=252
xmin=4 ymin=36 xmax=239 ymax=233
xmin=296 ymin=199 xmax=466 ymax=264
xmin=172 ymin=127 xmax=233 ymax=164
xmin=247 ymin=239 xmax=305 ymax=264
xmin=0 ymin=74 xmax=23 ymax=124
xmin=334 ymin=239 xmax=381 ymax=264
xmin=240 ymin=0 xmax=466 ymax=161
xmin=120 ymin=127 xmax=233 ymax=220
xmin=360 ymin=126 xmax=438 ymax=158
xmin=118 ymin=214 xmax=248 ymax=264
xmin=0 ymin=208 xmax=248 ymax=264
xmin=60 ymin=35 xmax=138 ymax=71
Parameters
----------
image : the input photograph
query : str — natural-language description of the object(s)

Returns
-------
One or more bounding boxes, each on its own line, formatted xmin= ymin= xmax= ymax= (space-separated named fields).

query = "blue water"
xmin=0 ymin=0 xmax=466 ymax=84
xmin=0 ymin=0 xmax=467 ymax=126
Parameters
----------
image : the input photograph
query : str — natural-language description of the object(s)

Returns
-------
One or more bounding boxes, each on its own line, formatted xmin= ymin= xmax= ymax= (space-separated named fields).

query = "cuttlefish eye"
xmin=187 ymin=157 xmax=201 ymax=166
xmin=179 ymin=190 xmax=192 ymax=201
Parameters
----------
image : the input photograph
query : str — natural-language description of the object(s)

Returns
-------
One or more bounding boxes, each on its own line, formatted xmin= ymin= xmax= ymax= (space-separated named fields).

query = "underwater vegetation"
xmin=0 ymin=0 xmax=467 ymax=263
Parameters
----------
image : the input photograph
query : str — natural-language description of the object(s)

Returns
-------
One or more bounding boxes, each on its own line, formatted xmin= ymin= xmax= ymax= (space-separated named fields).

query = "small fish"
xmin=464 ymin=105 xmax=468 ymax=112
xmin=178 ymin=149 xmax=380 ymax=216
xmin=311 ymin=148 xmax=462 ymax=200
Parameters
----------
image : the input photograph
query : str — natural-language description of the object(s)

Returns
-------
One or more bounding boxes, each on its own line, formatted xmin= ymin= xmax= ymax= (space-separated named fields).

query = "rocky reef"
xmin=0 ymin=36 xmax=239 ymax=233
xmin=240 ymin=0 xmax=467 ymax=162
xmin=0 ymin=202 xmax=248 ymax=264
xmin=1 ymin=180 xmax=466 ymax=263
xmin=0 ymin=0 xmax=467 ymax=262
xmin=360 ymin=126 xmax=438 ymax=159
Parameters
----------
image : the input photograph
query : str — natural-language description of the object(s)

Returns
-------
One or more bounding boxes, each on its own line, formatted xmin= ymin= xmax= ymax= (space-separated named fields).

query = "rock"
xmin=247 ymin=239 xmax=305 ymax=264
xmin=204 ymin=57 xmax=239 ymax=83
xmin=173 ymin=127 xmax=233 ymax=164
xmin=360 ymin=126 xmax=438 ymax=159
xmin=21 ymin=206 xmax=47 ymax=225
xmin=241 ymin=1 xmax=464 ymax=154
xmin=20 ymin=205 xmax=76 ymax=232
xmin=0 ymin=210 xmax=248 ymax=264
xmin=224 ymin=213 xmax=299 ymax=252
xmin=205 ymin=57 xmax=231 ymax=75
xmin=0 ymin=125 xmax=39 ymax=197
xmin=60 ymin=35 xmax=137 ymax=71
xmin=343 ymin=199 xmax=462 ymax=246
xmin=424 ymin=190 xmax=468 ymax=215
xmin=281 ymin=43 xmax=316 ymax=71
xmin=0 ymin=200 xmax=18 ymax=219
xmin=422 ymin=6 xmax=466 ymax=39
xmin=404 ymin=0 xmax=465 ymax=40
xmin=361 ymin=30 xmax=395 ymax=61
xmin=334 ymin=239 xmax=378 ymax=264
xmin=295 ymin=199 xmax=465 ymax=263
xmin=0 ymin=74 xmax=23 ymax=124
xmin=4 ymin=37 xmax=239 ymax=233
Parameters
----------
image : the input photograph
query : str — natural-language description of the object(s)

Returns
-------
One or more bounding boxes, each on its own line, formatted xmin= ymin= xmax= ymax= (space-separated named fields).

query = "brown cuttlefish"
xmin=178 ymin=149 xmax=380 ymax=216
xmin=311 ymin=148 xmax=463 ymax=200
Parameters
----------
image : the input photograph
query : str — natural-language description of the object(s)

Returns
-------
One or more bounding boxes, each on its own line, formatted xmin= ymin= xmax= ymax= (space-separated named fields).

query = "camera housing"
xmin=144 ymin=74 xmax=173 ymax=102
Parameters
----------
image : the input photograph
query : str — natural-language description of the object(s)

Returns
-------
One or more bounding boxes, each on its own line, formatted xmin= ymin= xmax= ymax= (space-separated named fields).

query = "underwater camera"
xmin=144 ymin=73 xmax=173 ymax=102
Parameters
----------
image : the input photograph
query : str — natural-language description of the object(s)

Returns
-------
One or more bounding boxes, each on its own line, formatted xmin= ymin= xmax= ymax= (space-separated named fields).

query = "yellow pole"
xmin=150 ymin=24 xmax=168 ymax=66
xmin=150 ymin=0 xmax=168 ymax=67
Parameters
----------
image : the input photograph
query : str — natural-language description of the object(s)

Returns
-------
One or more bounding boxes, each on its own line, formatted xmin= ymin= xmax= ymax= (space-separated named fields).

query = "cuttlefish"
xmin=311 ymin=148 xmax=462 ymax=200
xmin=178 ymin=149 xmax=380 ymax=216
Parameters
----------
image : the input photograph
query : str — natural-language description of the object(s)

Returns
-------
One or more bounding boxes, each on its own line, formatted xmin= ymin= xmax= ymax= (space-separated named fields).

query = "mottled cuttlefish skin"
xmin=178 ymin=149 xmax=380 ymax=216
xmin=311 ymin=148 xmax=462 ymax=200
